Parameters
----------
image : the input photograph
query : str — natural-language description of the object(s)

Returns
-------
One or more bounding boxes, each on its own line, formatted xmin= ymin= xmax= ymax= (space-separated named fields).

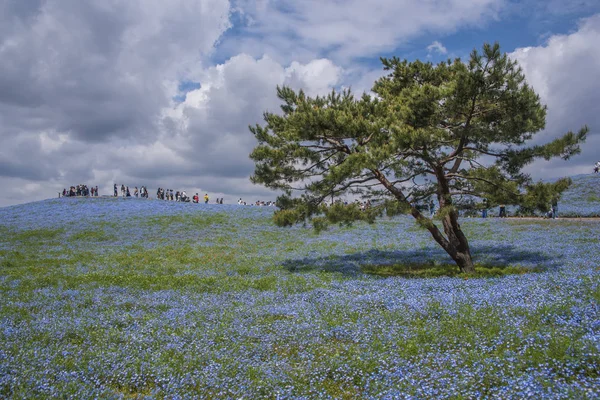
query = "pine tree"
xmin=249 ymin=43 xmax=587 ymax=273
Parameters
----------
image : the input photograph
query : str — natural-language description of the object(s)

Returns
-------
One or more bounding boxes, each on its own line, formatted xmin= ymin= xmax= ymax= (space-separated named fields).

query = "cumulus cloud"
xmin=0 ymin=45 xmax=342 ymax=206
xmin=427 ymin=41 xmax=448 ymax=56
xmin=0 ymin=0 xmax=231 ymax=142
xmin=510 ymin=14 xmax=600 ymax=178
xmin=224 ymin=0 xmax=503 ymax=62
xmin=0 ymin=0 xmax=232 ymax=206
xmin=149 ymin=55 xmax=342 ymax=194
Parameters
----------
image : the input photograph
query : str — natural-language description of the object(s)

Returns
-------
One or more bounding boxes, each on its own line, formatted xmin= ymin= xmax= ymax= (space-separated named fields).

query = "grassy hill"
xmin=0 ymin=191 xmax=599 ymax=397
xmin=468 ymin=173 xmax=600 ymax=218
xmin=558 ymin=173 xmax=600 ymax=217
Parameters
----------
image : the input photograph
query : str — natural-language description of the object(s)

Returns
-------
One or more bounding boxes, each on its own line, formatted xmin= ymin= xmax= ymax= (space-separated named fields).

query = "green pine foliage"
xmin=250 ymin=42 xmax=587 ymax=272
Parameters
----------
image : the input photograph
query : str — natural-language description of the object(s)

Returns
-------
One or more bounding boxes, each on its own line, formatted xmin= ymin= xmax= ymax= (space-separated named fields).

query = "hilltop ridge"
xmin=1 ymin=174 xmax=599 ymax=217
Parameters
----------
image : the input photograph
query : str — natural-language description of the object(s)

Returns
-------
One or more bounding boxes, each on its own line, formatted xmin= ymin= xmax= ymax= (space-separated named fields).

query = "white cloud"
xmin=226 ymin=0 xmax=504 ymax=62
xmin=0 ymin=0 xmax=233 ymax=206
xmin=427 ymin=40 xmax=448 ymax=55
xmin=510 ymin=14 xmax=600 ymax=178
xmin=0 ymin=0 xmax=231 ymax=143
xmin=284 ymin=59 xmax=343 ymax=96
xmin=154 ymin=54 xmax=342 ymax=184
xmin=0 ymin=51 xmax=343 ymax=207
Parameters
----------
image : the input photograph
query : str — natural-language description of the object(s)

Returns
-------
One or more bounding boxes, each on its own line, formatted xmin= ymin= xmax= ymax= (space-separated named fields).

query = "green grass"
xmin=361 ymin=261 xmax=538 ymax=278
xmin=586 ymin=194 xmax=600 ymax=202
xmin=10 ymin=227 xmax=65 ymax=242
xmin=140 ymin=213 xmax=230 ymax=229
xmin=68 ymin=229 xmax=117 ymax=242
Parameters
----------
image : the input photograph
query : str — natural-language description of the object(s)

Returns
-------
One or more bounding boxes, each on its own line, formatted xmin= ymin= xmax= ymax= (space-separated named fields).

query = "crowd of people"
xmin=113 ymin=184 xmax=149 ymax=198
xmin=59 ymin=185 xmax=277 ymax=206
xmin=61 ymin=185 xmax=97 ymax=197
xmin=237 ymin=198 xmax=276 ymax=206
xmin=155 ymin=189 xmax=224 ymax=204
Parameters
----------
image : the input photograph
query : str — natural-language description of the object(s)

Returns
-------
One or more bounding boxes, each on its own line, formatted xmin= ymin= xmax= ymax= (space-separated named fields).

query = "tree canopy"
xmin=249 ymin=43 xmax=588 ymax=273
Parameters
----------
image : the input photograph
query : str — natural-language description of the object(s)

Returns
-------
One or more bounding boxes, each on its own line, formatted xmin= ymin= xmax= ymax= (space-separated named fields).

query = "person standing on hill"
xmin=499 ymin=204 xmax=506 ymax=218
xmin=595 ymin=161 xmax=600 ymax=173
xmin=551 ymin=198 xmax=558 ymax=219
xmin=204 ymin=193 xmax=209 ymax=204
xmin=114 ymin=184 xmax=118 ymax=197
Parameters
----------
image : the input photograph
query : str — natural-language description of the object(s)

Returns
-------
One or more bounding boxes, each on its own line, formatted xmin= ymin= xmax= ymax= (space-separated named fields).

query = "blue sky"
xmin=0 ymin=0 xmax=599 ymax=207
xmin=184 ymin=2 xmax=600 ymax=101
xmin=213 ymin=1 xmax=600 ymax=66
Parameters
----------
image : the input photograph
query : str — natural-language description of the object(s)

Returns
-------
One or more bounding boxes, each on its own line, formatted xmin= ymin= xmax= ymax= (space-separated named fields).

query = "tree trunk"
xmin=446 ymin=239 xmax=475 ymax=273
xmin=432 ymin=168 xmax=476 ymax=273
xmin=369 ymin=167 xmax=476 ymax=273
xmin=441 ymin=214 xmax=475 ymax=273
xmin=410 ymin=208 xmax=476 ymax=273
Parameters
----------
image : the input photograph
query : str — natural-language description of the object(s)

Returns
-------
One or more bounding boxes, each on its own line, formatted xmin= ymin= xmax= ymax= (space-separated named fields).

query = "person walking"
xmin=204 ymin=193 xmax=209 ymax=204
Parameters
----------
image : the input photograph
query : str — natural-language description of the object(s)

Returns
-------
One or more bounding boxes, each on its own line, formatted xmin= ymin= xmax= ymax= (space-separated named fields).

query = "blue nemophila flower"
xmin=0 ymin=191 xmax=599 ymax=398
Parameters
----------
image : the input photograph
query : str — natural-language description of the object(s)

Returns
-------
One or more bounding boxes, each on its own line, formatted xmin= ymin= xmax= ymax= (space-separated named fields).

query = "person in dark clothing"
xmin=499 ymin=204 xmax=506 ymax=218
xmin=482 ymin=198 xmax=489 ymax=218
xmin=551 ymin=198 xmax=558 ymax=219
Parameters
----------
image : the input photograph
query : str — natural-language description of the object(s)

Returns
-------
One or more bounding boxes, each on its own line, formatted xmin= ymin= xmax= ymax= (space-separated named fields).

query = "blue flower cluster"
xmin=556 ymin=174 xmax=600 ymax=217
xmin=0 ymin=195 xmax=598 ymax=398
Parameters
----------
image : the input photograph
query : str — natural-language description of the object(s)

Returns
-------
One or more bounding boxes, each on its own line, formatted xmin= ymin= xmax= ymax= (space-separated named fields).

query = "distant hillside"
xmin=0 ymin=174 xmax=598 ymax=218
xmin=558 ymin=174 xmax=600 ymax=217
xmin=471 ymin=174 xmax=600 ymax=218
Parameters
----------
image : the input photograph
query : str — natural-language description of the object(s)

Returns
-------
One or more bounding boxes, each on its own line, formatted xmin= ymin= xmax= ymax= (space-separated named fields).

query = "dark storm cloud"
xmin=2 ymin=0 xmax=44 ymax=21
xmin=0 ymin=159 xmax=53 ymax=181
xmin=0 ymin=0 xmax=230 ymax=142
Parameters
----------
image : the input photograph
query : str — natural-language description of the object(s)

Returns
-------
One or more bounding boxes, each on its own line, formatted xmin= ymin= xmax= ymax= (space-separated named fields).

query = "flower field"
xmin=0 ymin=184 xmax=599 ymax=398
xmin=557 ymin=174 xmax=600 ymax=217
